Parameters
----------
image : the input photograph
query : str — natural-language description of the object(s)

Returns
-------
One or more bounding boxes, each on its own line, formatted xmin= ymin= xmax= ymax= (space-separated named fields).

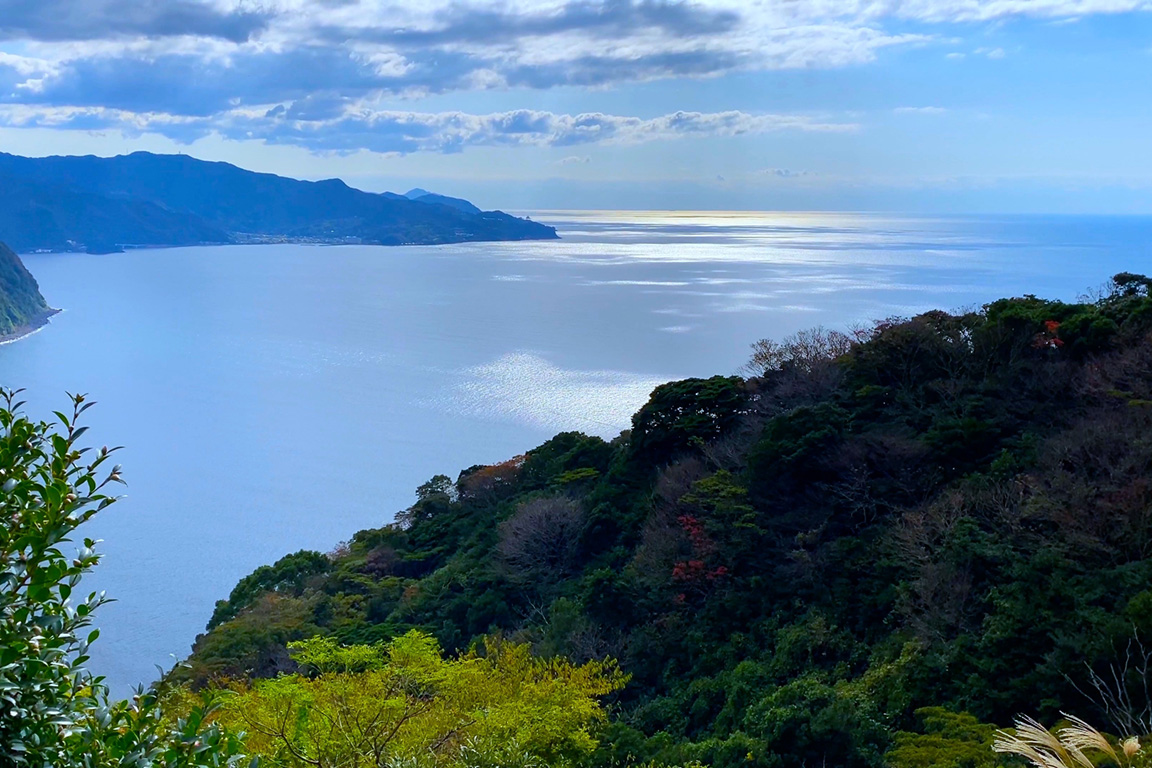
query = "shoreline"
xmin=0 ymin=308 xmax=62 ymax=346
xmin=17 ymin=228 xmax=561 ymax=256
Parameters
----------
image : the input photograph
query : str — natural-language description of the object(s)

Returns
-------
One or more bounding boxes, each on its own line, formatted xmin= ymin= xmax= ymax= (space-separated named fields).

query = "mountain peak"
xmin=402 ymin=188 xmax=482 ymax=216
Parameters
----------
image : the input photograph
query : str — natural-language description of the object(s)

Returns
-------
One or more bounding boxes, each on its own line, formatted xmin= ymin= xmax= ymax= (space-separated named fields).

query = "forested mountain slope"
xmin=0 ymin=173 xmax=230 ymax=253
xmin=0 ymin=151 xmax=557 ymax=252
xmin=0 ymin=241 xmax=55 ymax=337
xmin=183 ymin=273 xmax=1152 ymax=767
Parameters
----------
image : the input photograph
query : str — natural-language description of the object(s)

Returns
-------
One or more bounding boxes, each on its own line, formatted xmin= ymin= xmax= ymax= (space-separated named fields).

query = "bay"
xmin=1 ymin=210 xmax=1149 ymax=692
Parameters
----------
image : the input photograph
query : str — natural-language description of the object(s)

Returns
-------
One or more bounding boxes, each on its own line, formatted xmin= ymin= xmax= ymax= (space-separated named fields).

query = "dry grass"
xmin=993 ymin=713 xmax=1141 ymax=768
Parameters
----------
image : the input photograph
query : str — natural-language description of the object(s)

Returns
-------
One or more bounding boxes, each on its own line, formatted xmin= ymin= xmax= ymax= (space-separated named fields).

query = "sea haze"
xmin=1 ymin=211 xmax=1149 ymax=692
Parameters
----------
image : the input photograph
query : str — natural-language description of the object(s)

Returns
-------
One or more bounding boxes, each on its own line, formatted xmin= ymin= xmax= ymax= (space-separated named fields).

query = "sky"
xmin=0 ymin=0 xmax=1150 ymax=212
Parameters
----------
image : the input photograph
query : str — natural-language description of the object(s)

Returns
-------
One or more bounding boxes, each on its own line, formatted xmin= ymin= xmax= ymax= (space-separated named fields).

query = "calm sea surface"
xmin=2 ymin=210 xmax=1150 ymax=692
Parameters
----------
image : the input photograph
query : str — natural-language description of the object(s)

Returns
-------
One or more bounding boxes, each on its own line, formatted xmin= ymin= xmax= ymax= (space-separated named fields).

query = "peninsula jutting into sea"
xmin=0 ymin=240 xmax=57 ymax=341
xmin=0 ymin=151 xmax=557 ymax=254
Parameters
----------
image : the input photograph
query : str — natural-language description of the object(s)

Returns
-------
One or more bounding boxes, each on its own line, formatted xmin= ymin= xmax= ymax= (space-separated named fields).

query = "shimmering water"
xmin=1 ymin=211 xmax=1149 ymax=692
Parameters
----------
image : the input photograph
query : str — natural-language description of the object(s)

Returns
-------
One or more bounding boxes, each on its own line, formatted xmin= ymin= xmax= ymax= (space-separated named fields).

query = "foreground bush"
xmin=0 ymin=389 xmax=250 ymax=766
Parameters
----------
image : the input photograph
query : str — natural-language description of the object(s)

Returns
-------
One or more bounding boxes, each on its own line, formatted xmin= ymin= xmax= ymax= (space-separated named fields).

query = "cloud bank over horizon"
xmin=0 ymin=103 xmax=856 ymax=154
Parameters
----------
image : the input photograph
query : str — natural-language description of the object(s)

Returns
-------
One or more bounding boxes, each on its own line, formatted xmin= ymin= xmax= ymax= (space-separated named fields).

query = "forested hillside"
xmin=183 ymin=273 xmax=1152 ymax=767
xmin=0 ymin=241 xmax=54 ymax=338
xmin=0 ymin=151 xmax=557 ymax=252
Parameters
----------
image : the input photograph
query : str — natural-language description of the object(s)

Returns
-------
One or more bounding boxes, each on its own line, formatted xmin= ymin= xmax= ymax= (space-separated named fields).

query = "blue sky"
xmin=0 ymin=0 xmax=1150 ymax=211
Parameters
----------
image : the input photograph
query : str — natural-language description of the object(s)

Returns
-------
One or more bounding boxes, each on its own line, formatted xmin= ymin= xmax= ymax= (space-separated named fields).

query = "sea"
xmin=1 ymin=210 xmax=1149 ymax=693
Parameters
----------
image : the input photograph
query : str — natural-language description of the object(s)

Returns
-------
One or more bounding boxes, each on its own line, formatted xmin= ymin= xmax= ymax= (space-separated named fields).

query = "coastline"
xmin=0 ymin=308 xmax=62 ymax=346
xmin=22 ymin=227 xmax=561 ymax=253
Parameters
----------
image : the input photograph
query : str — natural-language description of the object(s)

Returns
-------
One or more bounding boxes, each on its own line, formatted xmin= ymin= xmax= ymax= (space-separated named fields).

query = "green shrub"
xmin=0 ymin=389 xmax=250 ymax=766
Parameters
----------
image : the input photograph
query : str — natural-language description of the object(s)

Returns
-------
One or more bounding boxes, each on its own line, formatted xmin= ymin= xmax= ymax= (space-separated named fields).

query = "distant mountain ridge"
xmin=0 ymin=241 xmax=55 ymax=339
xmin=0 ymin=152 xmax=557 ymax=253
xmin=0 ymin=172 xmax=229 ymax=254
xmin=403 ymin=188 xmax=482 ymax=216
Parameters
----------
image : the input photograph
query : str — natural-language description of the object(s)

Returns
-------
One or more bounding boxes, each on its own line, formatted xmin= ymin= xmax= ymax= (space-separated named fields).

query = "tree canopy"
xmin=182 ymin=274 xmax=1152 ymax=767
xmin=211 ymin=631 xmax=626 ymax=768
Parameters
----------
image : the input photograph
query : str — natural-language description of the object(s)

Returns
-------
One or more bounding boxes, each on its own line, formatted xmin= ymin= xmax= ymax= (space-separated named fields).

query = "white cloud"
xmin=870 ymin=0 xmax=1152 ymax=22
xmin=894 ymin=106 xmax=947 ymax=114
xmin=0 ymin=104 xmax=857 ymax=153
xmin=0 ymin=0 xmax=1148 ymax=154
xmin=0 ymin=51 xmax=56 ymax=78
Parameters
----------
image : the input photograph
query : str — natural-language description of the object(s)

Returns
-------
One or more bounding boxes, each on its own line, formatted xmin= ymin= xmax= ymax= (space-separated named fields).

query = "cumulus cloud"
xmin=0 ymin=103 xmax=855 ymax=153
xmin=0 ymin=0 xmax=269 ymax=43
xmin=0 ymin=22 xmax=922 ymax=113
xmin=870 ymin=0 xmax=1152 ymax=23
xmin=0 ymin=0 xmax=1148 ymax=153
xmin=318 ymin=1 xmax=742 ymax=47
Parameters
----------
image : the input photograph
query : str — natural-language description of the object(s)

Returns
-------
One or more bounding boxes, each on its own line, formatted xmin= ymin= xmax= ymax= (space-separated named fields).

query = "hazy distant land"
xmin=0 ymin=151 xmax=558 ymax=254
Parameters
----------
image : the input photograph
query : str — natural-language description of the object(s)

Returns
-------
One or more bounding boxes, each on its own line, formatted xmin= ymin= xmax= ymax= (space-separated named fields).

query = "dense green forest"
xmin=0 ymin=240 xmax=54 ymax=338
xmin=172 ymin=273 xmax=1152 ymax=767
